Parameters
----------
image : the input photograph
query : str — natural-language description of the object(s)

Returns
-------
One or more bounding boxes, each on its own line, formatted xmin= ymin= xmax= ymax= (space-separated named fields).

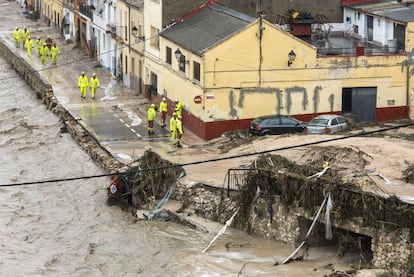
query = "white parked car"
xmin=305 ymin=114 xmax=349 ymax=134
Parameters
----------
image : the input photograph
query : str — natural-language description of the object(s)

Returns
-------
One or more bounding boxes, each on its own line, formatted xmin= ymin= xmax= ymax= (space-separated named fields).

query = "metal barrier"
xmin=225 ymin=168 xmax=275 ymax=198
xmin=225 ymin=168 xmax=250 ymax=198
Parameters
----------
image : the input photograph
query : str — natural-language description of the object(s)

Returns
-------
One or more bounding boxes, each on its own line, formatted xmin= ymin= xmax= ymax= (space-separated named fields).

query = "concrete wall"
xmin=0 ymin=38 xmax=122 ymax=174
xmin=2 ymin=36 xmax=413 ymax=273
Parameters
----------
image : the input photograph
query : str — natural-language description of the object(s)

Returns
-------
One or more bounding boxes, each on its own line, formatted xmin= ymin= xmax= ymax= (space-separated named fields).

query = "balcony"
xmin=79 ymin=4 xmax=94 ymax=19
xmin=109 ymin=24 xmax=128 ymax=42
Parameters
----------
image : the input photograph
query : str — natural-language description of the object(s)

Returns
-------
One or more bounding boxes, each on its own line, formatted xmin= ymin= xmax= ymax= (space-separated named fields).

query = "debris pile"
xmin=403 ymin=162 xmax=414 ymax=184
xmin=108 ymin=150 xmax=184 ymax=209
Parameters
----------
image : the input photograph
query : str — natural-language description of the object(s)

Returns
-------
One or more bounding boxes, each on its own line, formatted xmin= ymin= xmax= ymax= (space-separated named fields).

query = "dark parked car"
xmin=249 ymin=115 xmax=306 ymax=136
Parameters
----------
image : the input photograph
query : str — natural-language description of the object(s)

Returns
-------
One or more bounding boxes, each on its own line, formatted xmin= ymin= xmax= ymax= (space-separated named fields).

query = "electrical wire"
xmin=1 ymin=121 xmax=414 ymax=187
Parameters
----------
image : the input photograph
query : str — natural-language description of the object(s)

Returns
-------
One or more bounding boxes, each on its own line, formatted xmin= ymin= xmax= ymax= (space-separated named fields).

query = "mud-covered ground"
xmin=0 ymin=37 xmax=368 ymax=277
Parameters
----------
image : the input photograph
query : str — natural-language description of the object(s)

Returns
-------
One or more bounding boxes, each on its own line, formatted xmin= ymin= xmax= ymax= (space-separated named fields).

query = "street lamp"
xmin=174 ymin=48 xmax=182 ymax=62
xmin=288 ymin=50 xmax=296 ymax=67
xmin=131 ymin=25 xmax=138 ymax=37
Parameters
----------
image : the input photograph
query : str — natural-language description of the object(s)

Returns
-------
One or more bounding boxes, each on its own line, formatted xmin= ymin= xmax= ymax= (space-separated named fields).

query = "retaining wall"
xmin=1 ymin=37 xmax=412 ymax=274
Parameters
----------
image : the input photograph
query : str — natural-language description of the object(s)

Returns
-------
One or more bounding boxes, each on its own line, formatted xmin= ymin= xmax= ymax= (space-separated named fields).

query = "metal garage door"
xmin=351 ymin=87 xmax=377 ymax=122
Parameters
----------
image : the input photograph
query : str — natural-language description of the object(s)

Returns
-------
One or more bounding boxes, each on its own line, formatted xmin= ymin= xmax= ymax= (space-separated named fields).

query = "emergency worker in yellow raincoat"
xmin=40 ymin=43 xmax=49 ymax=65
xmin=159 ymin=97 xmax=168 ymax=127
xmin=25 ymin=37 xmax=34 ymax=57
xmin=50 ymin=42 xmax=60 ymax=65
xmin=147 ymin=104 xmax=156 ymax=134
xmin=78 ymin=71 xmax=89 ymax=99
xmin=169 ymin=112 xmax=178 ymax=145
xmin=89 ymin=73 xmax=100 ymax=99
xmin=35 ymin=37 xmax=43 ymax=57
xmin=21 ymin=27 xmax=30 ymax=48
xmin=176 ymin=115 xmax=183 ymax=147
xmin=14 ymin=27 xmax=20 ymax=48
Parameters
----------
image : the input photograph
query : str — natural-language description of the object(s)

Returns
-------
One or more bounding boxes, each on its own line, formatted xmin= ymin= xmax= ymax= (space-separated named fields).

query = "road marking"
xmin=112 ymin=112 xmax=142 ymax=138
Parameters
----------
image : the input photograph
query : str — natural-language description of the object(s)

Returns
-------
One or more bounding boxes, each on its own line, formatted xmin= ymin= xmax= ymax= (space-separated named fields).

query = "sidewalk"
xmin=0 ymin=2 xmax=239 ymax=188
xmin=2 ymin=3 xmax=204 ymax=148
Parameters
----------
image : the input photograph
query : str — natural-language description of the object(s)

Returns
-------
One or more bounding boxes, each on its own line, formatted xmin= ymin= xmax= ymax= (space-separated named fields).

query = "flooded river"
xmin=0 ymin=55 xmax=363 ymax=277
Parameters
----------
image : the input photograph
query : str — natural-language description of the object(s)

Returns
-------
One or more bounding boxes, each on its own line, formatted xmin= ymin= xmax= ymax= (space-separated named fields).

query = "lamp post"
xmin=174 ymin=48 xmax=182 ymax=62
xmin=288 ymin=50 xmax=296 ymax=67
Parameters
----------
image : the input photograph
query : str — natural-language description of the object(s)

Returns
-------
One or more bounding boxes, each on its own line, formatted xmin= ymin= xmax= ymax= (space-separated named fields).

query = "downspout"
xmin=406 ymin=59 xmax=410 ymax=119
xmin=258 ymin=0 xmax=264 ymax=87
xmin=128 ymin=6 xmax=131 ymax=54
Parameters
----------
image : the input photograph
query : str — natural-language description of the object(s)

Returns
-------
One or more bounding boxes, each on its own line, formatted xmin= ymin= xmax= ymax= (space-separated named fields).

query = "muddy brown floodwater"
xmin=0 ymin=55 xmax=362 ymax=276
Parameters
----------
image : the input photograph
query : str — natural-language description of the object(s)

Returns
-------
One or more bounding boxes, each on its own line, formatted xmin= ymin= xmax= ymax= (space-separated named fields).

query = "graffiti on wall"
xmin=229 ymin=85 xmax=333 ymax=118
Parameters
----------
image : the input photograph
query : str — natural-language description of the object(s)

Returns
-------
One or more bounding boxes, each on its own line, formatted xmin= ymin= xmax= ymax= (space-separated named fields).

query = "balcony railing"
xmin=79 ymin=4 xmax=94 ymax=19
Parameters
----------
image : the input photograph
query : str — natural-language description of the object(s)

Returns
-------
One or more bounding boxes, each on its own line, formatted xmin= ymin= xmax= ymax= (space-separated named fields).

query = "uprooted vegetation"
xmin=109 ymin=150 xmax=185 ymax=209
xmin=234 ymin=154 xmax=414 ymax=236
xmin=403 ymin=162 xmax=414 ymax=184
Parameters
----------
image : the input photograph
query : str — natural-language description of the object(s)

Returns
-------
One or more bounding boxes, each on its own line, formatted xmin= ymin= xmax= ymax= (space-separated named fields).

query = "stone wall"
xmin=372 ymin=228 xmax=413 ymax=271
xmin=2 ymin=37 xmax=414 ymax=274
xmin=0 ymin=38 xmax=122 ymax=174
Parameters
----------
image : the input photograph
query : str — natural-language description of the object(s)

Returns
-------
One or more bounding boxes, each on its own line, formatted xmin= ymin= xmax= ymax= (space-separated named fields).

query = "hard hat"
xmin=162 ymin=97 xmax=166 ymax=101
xmin=47 ymin=35 xmax=50 ymax=38
xmin=93 ymin=73 xmax=96 ymax=76
xmin=151 ymin=104 xmax=155 ymax=107
xmin=81 ymin=71 xmax=85 ymax=75
xmin=177 ymin=115 xmax=182 ymax=119
xmin=37 ymin=36 xmax=40 ymax=39
xmin=172 ymin=112 xmax=177 ymax=116
xmin=43 ymin=43 xmax=46 ymax=45
xmin=175 ymin=99 xmax=179 ymax=102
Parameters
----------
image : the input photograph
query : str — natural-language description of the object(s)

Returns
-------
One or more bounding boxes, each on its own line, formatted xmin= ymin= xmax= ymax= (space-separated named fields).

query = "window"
xmin=331 ymin=118 xmax=339 ymax=126
xmin=281 ymin=117 xmax=295 ymax=125
xmin=166 ymin=46 xmax=172 ymax=65
xmin=178 ymin=55 xmax=186 ymax=73
xmin=150 ymin=72 xmax=158 ymax=95
xmin=193 ymin=61 xmax=200 ymax=82
xmin=150 ymin=26 xmax=159 ymax=49
xmin=125 ymin=55 xmax=128 ymax=74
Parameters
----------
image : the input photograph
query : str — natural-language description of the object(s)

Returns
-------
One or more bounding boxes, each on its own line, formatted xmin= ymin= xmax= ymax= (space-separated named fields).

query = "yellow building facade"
xmin=160 ymin=9 xmax=414 ymax=139
xmin=42 ymin=0 xmax=63 ymax=28
xmin=160 ymin=7 xmax=411 ymax=140
xmin=118 ymin=0 xmax=145 ymax=93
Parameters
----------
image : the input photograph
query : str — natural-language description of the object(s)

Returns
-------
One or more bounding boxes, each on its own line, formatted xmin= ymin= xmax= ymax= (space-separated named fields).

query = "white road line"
xmin=113 ymin=112 xmax=141 ymax=138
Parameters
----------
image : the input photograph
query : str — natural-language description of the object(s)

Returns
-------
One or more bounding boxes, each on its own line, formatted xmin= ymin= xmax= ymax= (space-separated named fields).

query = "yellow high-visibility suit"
xmin=170 ymin=114 xmax=178 ymax=144
xmin=147 ymin=105 xmax=156 ymax=134
xmin=21 ymin=28 xmax=30 ymax=48
xmin=159 ymin=99 xmax=168 ymax=127
xmin=35 ymin=38 xmax=43 ymax=56
xmin=25 ymin=38 xmax=34 ymax=57
xmin=89 ymin=75 xmax=100 ymax=99
xmin=174 ymin=101 xmax=183 ymax=117
xmin=78 ymin=74 xmax=89 ymax=99
xmin=50 ymin=44 xmax=60 ymax=65
xmin=13 ymin=28 xmax=20 ymax=48
xmin=176 ymin=117 xmax=183 ymax=147
xmin=40 ymin=44 xmax=49 ymax=65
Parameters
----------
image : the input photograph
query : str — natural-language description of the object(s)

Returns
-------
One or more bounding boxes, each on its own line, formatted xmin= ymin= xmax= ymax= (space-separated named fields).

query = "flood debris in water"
xmin=107 ymin=149 xmax=184 ymax=210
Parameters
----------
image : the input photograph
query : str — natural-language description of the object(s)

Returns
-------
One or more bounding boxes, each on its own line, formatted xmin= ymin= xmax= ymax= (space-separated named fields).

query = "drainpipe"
xmin=406 ymin=59 xmax=410 ymax=119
